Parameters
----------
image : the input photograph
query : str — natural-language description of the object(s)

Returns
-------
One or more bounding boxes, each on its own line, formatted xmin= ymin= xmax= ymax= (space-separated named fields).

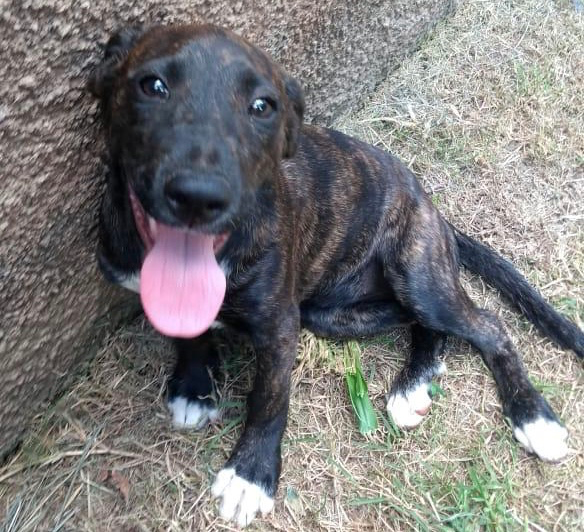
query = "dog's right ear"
xmin=283 ymin=76 xmax=305 ymax=158
xmin=88 ymin=26 xmax=146 ymax=99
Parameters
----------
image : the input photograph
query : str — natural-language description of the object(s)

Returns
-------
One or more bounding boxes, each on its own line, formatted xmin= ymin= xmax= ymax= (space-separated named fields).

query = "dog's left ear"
xmin=283 ymin=76 xmax=305 ymax=158
xmin=88 ymin=26 xmax=146 ymax=100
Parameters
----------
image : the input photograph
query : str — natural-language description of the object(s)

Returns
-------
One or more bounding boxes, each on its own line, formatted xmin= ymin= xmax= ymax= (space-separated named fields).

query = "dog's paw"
xmin=386 ymin=360 xmax=446 ymax=429
xmin=512 ymin=416 xmax=569 ymax=462
xmin=386 ymin=381 xmax=433 ymax=429
xmin=168 ymin=396 xmax=219 ymax=429
xmin=211 ymin=468 xmax=274 ymax=527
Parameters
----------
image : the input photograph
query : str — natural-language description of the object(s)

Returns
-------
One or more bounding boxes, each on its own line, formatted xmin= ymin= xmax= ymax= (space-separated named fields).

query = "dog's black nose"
xmin=164 ymin=174 xmax=231 ymax=226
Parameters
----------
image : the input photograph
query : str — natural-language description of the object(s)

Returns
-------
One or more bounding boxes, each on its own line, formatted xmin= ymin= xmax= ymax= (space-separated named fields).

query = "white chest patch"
xmin=211 ymin=467 xmax=274 ymax=528
xmin=119 ymin=272 xmax=140 ymax=293
xmin=512 ymin=416 xmax=569 ymax=462
xmin=219 ymin=257 xmax=231 ymax=278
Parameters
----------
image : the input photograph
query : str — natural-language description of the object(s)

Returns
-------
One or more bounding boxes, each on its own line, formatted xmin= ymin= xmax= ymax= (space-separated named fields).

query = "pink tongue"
xmin=140 ymin=224 xmax=226 ymax=338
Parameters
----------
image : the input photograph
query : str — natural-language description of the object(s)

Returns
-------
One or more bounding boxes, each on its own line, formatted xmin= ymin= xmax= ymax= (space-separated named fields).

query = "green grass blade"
xmin=343 ymin=341 xmax=378 ymax=434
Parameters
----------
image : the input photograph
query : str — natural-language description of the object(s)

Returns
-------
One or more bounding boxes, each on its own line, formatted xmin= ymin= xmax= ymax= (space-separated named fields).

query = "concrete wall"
xmin=0 ymin=0 xmax=455 ymax=458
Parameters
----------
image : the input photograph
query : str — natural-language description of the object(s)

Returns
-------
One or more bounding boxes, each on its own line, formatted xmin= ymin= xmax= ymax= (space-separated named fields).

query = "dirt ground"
xmin=1 ymin=0 xmax=583 ymax=530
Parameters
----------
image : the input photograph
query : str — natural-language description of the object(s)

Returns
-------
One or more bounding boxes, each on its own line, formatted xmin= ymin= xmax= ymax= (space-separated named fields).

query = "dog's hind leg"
xmin=383 ymin=216 xmax=568 ymax=461
xmin=302 ymin=298 xmax=447 ymax=429
xmin=386 ymin=325 xmax=447 ymax=429
xmin=436 ymin=304 xmax=568 ymax=461
xmin=167 ymin=331 xmax=221 ymax=430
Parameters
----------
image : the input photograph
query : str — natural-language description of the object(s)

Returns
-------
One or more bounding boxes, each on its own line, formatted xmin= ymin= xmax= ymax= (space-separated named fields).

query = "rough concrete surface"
xmin=0 ymin=0 xmax=454 ymax=459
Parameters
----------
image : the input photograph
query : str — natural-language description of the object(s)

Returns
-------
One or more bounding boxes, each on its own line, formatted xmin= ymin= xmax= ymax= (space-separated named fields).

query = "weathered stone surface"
xmin=0 ymin=0 xmax=454 ymax=458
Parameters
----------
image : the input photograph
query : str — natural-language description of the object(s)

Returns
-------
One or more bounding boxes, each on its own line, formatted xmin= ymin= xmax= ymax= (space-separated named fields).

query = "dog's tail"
xmin=452 ymin=225 xmax=584 ymax=358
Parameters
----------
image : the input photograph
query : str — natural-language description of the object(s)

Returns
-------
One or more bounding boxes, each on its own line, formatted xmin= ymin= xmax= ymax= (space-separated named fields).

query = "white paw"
xmin=211 ymin=468 xmax=274 ymax=527
xmin=168 ymin=396 xmax=219 ymax=429
xmin=513 ymin=417 xmax=569 ymax=462
xmin=386 ymin=381 xmax=432 ymax=429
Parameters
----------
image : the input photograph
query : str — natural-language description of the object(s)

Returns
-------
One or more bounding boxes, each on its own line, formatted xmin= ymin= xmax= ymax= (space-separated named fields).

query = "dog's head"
xmin=90 ymin=24 xmax=304 ymax=234
xmin=90 ymin=24 xmax=304 ymax=338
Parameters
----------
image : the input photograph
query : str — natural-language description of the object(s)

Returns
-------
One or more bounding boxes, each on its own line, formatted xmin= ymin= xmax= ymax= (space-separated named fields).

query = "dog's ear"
xmin=88 ymin=26 xmax=146 ymax=99
xmin=283 ymin=75 xmax=305 ymax=158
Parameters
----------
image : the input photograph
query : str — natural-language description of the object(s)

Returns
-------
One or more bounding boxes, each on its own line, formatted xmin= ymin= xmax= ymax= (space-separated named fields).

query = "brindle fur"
xmin=90 ymin=24 xmax=584 ymax=509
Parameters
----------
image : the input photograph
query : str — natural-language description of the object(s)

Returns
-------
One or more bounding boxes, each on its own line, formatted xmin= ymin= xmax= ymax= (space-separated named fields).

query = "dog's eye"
xmin=140 ymin=76 xmax=170 ymax=99
xmin=249 ymin=97 xmax=276 ymax=118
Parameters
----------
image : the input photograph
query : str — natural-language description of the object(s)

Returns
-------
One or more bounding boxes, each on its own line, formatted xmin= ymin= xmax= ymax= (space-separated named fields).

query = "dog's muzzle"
xmin=164 ymin=172 xmax=233 ymax=228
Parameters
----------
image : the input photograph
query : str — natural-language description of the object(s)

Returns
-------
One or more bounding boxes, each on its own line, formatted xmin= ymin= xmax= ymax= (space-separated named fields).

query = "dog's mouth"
xmin=129 ymin=186 xmax=229 ymax=339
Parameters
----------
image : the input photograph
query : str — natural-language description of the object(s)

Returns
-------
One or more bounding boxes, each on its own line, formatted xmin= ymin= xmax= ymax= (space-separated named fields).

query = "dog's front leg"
xmin=212 ymin=305 xmax=299 ymax=527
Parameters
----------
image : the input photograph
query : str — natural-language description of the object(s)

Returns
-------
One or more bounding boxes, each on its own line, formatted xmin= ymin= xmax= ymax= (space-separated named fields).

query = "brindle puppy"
xmin=89 ymin=24 xmax=583 ymax=527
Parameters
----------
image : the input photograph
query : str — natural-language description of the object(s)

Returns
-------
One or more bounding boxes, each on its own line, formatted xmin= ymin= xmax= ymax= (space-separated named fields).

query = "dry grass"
xmin=2 ymin=0 xmax=583 ymax=530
